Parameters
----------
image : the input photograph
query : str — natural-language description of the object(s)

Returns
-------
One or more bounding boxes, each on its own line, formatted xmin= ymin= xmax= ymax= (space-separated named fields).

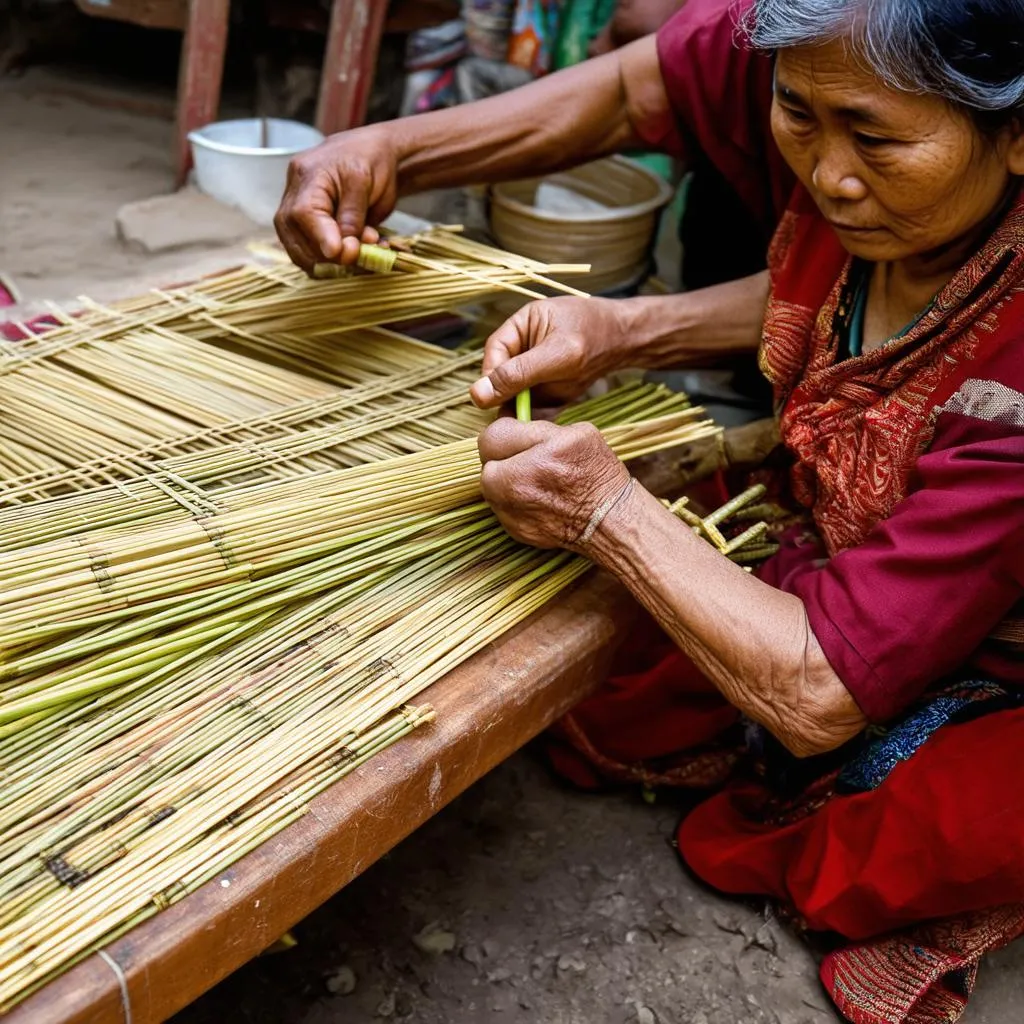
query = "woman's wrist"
xmin=587 ymin=297 xmax=653 ymax=374
xmin=616 ymin=295 xmax=697 ymax=370
xmin=578 ymin=476 xmax=651 ymax=571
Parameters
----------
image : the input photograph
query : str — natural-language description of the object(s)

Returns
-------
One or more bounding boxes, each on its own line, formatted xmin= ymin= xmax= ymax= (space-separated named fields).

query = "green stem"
xmin=515 ymin=389 xmax=532 ymax=423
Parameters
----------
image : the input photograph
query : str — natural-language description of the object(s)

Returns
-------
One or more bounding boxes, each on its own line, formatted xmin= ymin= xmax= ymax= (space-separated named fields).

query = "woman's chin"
xmin=829 ymin=227 xmax=905 ymax=262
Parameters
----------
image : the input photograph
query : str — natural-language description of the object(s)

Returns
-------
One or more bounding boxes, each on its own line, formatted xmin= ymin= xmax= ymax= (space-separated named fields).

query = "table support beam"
xmin=316 ymin=0 xmax=389 ymax=137
xmin=174 ymin=0 xmax=231 ymax=186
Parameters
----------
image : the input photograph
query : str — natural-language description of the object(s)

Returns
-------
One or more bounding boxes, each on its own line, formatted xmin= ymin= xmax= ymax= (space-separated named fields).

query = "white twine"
xmin=96 ymin=949 xmax=132 ymax=1024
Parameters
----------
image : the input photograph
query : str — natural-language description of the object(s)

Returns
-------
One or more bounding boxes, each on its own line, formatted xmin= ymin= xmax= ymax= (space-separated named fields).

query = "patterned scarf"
xmin=759 ymin=184 xmax=1024 ymax=556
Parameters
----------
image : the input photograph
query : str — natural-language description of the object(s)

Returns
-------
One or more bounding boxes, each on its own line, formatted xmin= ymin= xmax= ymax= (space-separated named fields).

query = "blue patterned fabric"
xmin=836 ymin=680 xmax=1024 ymax=794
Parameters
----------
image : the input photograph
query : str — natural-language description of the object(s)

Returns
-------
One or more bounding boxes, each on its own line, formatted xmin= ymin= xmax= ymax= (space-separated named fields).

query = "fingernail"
xmin=472 ymin=377 xmax=495 ymax=404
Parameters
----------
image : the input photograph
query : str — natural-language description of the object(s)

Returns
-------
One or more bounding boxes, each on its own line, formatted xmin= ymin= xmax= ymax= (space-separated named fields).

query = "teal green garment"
xmin=839 ymin=262 xmax=933 ymax=360
xmin=848 ymin=272 xmax=868 ymax=359
xmin=554 ymin=0 xmax=617 ymax=68
xmin=624 ymin=151 xmax=676 ymax=183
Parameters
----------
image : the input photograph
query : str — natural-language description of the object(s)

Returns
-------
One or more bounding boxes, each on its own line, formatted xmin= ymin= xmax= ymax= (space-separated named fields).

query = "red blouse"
xmin=759 ymin=189 xmax=1024 ymax=722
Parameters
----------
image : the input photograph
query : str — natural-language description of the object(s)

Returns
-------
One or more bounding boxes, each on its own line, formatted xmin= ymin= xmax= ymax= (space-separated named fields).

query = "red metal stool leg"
xmin=175 ymin=0 xmax=231 ymax=187
xmin=315 ymin=0 xmax=388 ymax=137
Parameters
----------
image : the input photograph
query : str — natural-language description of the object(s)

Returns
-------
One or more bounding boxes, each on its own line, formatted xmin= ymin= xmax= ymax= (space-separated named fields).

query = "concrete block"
xmin=116 ymin=187 xmax=259 ymax=254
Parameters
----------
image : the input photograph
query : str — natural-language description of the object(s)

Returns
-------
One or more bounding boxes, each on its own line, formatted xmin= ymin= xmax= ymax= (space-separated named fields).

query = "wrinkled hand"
xmin=470 ymin=296 xmax=635 ymax=411
xmin=274 ymin=127 xmax=399 ymax=273
xmin=479 ymin=418 xmax=629 ymax=550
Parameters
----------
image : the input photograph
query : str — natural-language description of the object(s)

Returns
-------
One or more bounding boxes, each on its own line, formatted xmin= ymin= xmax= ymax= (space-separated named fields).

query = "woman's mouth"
xmin=827 ymin=220 xmax=880 ymax=233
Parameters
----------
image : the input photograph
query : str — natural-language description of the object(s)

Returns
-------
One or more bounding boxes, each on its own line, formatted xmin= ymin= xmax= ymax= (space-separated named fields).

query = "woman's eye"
xmin=855 ymin=132 xmax=890 ymax=148
xmin=783 ymin=105 xmax=812 ymax=123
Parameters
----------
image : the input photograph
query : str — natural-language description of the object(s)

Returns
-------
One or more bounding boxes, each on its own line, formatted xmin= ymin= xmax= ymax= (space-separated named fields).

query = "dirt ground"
xmin=0 ymin=74 xmax=253 ymax=313
xmin=1 ymin=78 xmax=1022 ymax=1024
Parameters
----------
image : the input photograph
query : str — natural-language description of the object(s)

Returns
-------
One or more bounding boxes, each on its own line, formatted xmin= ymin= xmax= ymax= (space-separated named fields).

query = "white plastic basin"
xmin=188 ymin=118 xmax=325 ymax=226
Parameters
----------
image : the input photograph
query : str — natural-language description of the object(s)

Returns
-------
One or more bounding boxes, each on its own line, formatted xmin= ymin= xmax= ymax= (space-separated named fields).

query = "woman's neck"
xmin=861 ymin=263 xmax=936 ymax=353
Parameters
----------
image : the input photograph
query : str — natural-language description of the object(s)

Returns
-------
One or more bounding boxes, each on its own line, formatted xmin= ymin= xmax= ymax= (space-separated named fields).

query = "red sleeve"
xmin=782 ymin=401 xmax=1024 ymax=723
xmin=649 ymin=0 xmax=794 ymax=230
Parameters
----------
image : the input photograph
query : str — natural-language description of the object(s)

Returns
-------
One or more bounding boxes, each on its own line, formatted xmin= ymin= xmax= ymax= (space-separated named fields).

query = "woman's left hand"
xmin=478 ymin=418 xmax=629 ymax=550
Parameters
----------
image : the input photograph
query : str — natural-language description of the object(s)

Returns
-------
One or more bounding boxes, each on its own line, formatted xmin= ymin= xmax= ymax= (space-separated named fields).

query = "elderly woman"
xmin=470 ymin=2 xmax=1024 ymax=1022
xmin=276 ymin=0 xmax=1023 ymax=1017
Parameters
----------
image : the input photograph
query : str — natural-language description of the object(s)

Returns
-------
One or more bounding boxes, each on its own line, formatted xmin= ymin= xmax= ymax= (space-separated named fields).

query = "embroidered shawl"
xmin=759 ymin=185 xmax=1024 ymax=556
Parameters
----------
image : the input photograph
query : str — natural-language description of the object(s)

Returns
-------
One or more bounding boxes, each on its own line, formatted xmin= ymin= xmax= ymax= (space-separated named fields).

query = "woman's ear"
xmin=1005 ymin=117 xmax=1024 ymax=175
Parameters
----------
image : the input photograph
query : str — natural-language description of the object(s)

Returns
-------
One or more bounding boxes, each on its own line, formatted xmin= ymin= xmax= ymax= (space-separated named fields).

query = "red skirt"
xmin=548 ymin=626 xmax=1024 ymax=1024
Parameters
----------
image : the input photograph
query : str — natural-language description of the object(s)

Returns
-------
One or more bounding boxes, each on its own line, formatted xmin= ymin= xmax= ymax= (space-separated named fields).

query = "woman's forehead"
xmin=774 ymin=43 xmax=955 ymax=127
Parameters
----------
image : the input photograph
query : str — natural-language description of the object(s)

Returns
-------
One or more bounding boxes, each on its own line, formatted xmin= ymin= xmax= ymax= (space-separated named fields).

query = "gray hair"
xmin=741 ymin=0 xmax=1024 ymax=120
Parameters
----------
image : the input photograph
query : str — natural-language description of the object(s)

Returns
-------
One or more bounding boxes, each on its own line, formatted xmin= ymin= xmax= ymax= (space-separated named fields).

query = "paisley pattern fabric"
xmin=822 ymin=905 xmax=1024 ymax=1024
xmin=759 ymin=186 xmax=1024 ymax=555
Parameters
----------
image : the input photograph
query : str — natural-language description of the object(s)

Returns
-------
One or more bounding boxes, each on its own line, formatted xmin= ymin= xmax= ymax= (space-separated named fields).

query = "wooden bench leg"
xmin=175 ymin=0 xmax=231 ymax=187
xmin=315 ymin=0 xmax=389 ymax=137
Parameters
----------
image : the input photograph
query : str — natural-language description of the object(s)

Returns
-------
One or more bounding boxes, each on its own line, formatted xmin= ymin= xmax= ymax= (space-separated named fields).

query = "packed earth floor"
xmin=1 ymin=76 xmax=1021 ymax=1024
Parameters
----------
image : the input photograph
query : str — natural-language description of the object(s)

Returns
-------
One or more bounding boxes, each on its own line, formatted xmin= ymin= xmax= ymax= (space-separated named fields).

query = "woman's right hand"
xmin=274 ymin=126 xmax=400 ymax=273
xmin=469 ymin=296 xmax=637 ymax=410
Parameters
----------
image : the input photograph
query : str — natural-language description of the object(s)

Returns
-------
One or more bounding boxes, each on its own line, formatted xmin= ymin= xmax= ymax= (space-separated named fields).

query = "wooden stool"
xmin=73 ymin=0 xmax=389 ymax=186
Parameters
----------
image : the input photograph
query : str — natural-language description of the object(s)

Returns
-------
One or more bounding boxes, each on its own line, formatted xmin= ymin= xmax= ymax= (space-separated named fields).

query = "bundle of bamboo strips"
xmin=0 ymin=228 xmax=582 ymax=480
xmin=0 ymin=379 xmax=692 ymax=558
xmin=0 ymin=232 xmax=778 ymax=1011
xmin=0 ymin=350 xmax=489 ymax=508
xmin=0 ymin=398 xmax=714 ymax=720
xmin=0 ymin=495 xmax=774 ymax=1010
xmin=0 ymin=229 xmax=574 ymax=373
xmin=0 ymin=323 xmax=445 ymax=478
xmin=0 ymin=382 xmax=741 ymax=1008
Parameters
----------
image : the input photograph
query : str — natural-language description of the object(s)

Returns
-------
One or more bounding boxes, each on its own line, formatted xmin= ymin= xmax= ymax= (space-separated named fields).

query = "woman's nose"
xmin=812 ymin=149 xmax=868 ymax=202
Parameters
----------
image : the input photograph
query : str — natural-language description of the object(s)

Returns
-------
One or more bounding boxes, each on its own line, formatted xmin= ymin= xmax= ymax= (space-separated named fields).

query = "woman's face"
xmin=772 ymin=40 xmax=1024 ymax=263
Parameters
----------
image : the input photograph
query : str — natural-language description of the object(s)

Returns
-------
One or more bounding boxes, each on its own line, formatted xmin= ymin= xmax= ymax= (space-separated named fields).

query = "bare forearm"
xmin=389 ymin=38 xmax=667 ymax=194
xmin=619 ymin=271 xmax=771 ymax=369
xmin=586 ymin=484 xmax=866 ymax=755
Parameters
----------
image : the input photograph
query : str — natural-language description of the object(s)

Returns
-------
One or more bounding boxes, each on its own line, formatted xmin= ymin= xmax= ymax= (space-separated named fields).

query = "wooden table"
xmin=8 ymin=573 xmax=640 ymax=1024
